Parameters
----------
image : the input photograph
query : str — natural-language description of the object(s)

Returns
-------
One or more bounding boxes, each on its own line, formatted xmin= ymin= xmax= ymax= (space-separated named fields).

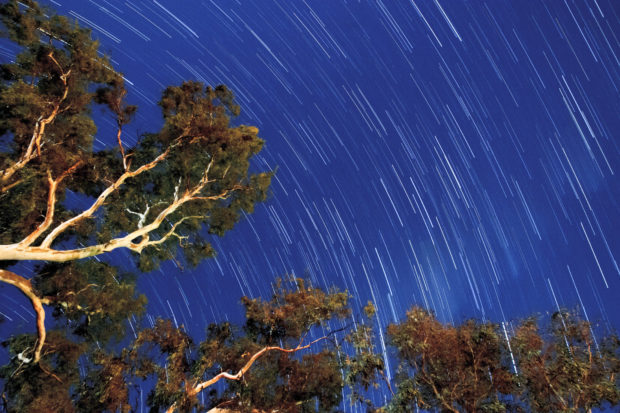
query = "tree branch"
xmin=0 ymin=164 xmax=243 ymax=261
xmin=140 ymin=215 xmax=204 ymax=250
xmin=0 ymin=52 xmax=71 ymax=187
xmin=111 ymin=88 xmax=132 ymax=171
xmin=116 ymin=124 xmax=128 ymax=170
xmin=166 ymin=335 xmax=333 ymax=413
xmin=40 ymin=283 xmax=104 ymax=316
xmin=39 ymin=143 xmax=178 ymax=248
xmin=0 ymin=270 xmax=46 ymax=364
xmin=417 ymin=353 xmax=459 ymax=413
xmin=18 ymin=161 xmax=83 ymax=247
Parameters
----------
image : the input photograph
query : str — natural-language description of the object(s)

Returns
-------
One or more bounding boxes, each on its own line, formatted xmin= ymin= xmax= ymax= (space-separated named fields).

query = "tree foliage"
xmin=0 ymin=0 xmax=270 ymax=266
xmin=343 ymin=302 xmax=390 ymax=410
xmin=386 ymin=307 xmax=620 ymax=413
xmin=387 ymin=307 xmax=515 ymax=412
xmin=510 ymin=311 xmax=620 ymax=412
xmin=0 ymin=276 xmax=351 ymax=412
xmin=0 ymin=1 xmax=273 ymax=411
xmin=0 ymin=0 xmax=270 ymax=365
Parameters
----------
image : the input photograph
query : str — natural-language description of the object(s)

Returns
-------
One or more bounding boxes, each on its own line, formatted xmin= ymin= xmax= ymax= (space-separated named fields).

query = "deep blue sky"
xmin=2 ymin=0 xmax=620 ymax=399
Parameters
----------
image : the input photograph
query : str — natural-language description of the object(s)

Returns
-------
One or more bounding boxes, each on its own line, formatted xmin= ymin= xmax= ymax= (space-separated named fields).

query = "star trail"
xmin=1 ymin=0 xmax=619 ymax=407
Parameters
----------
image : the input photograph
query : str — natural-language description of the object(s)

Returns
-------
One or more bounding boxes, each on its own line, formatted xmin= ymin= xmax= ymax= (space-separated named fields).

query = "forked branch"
xmin=39 ymin=144 xmax=178 ymax=249
xmin=0 ymin=157 xmax=245 ymax=262
xmin=18 ymin=161 xmax=83 ymax=247
xmin=0 ymin=52 xmax=71 ymax=187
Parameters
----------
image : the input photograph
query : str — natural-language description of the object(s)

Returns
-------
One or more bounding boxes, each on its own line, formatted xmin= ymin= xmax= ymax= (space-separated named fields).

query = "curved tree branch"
xmin=166 ymin=335 xmax=335 ymax=413
xmin=39 ymin=143 xmax=179 ymax=249
xmin=0 ymin=270 xmax=46 ymax=363
xmin=0 ymin=176 xmax=243 ymax=261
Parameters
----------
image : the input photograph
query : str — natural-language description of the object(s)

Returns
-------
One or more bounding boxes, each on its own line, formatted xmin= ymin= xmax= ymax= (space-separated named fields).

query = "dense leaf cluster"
xmin=386 ymin=307 xmax=620 ymax=413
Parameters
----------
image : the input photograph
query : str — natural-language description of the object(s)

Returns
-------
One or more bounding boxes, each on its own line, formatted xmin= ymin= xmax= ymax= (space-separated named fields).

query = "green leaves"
xmin=1 ymin=331 xmax=86 ymax=413
xmin=344 ymin=303 xmax=385 ymax=409
xmin=1 ymin=0 xmax=271 ymax=270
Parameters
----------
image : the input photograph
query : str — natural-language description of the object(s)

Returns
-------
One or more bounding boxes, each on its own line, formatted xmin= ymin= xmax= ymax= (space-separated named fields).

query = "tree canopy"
xmin=386 ymin=307 xmax=620 ymax=413
xmin=0 ymin=2 xmax=619 ymax=413
xmin=0 ymin=0 xmax=270 ymax=364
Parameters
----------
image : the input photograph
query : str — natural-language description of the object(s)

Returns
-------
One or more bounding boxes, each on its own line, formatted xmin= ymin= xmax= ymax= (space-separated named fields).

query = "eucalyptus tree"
xmin=386 ymin=307 xmax=620 ymax=413
xmin=0 ymin=0 xmax=270 ymax=364
xmin=0 ymin=1 xmax=274 ymax=409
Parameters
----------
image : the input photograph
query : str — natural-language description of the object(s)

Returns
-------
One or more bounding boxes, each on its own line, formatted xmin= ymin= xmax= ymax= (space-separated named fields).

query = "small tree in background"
xmin=344 ymin=301 xmax=392 ymax=411
xmin=511 ymin=310 xmax=620 ymax=412
xmin=387 ymin=307 xmax=515 ymax=412
xmin=386 ymin=307 xmax=620 ymax=413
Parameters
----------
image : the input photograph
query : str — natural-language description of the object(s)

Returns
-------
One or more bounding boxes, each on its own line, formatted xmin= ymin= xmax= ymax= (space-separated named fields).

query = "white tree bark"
xmin=0 ymin=148 xmax=242 ymax=362
xmin=166 ymin=336 xmax=330 ymax=413
xmin=0 ymin=270 xmax=46 ymax=363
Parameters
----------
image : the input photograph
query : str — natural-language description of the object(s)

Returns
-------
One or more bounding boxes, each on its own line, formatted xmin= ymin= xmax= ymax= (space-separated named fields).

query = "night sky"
xmin=2 ymin=0 xmax=620 ymax=404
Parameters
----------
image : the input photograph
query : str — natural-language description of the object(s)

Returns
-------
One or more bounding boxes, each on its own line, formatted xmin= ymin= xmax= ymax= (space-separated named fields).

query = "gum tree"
xmin=386 ymin=307 xmax=620 ymax=413
xmin=0 ymin=0 xmax=270 ymax=365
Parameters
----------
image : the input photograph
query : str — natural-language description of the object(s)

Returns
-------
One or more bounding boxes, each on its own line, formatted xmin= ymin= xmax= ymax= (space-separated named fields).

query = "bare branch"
xmin=113 ymin=92 xmax=133 ymax=171
xmin=117 ymin=125 xmax=128 ymax=171
xmin=0 ymin=178 xmax=24 ymax=194
xmin=46 ymin=51 xmax=67 ymax=77
xmin=40 ymin=143 xmax=176 ymax=248
xmin=38 ymin=362 xmax=63 ymax=383
xmin=173 ymin=177 xmax=182 ymax=201
xmin=0 ymin=270 xmax=46 ymax=364
xmin=0 ymin=118 xmax=42 ymax=186
xmin=166 ymin=335 xmax=334 ymax=413
xmin=140 ymin=215 xmax=204 ymax=250
xmin=191 ymin=185 xmax=244 ymax=202
xmin=126 ymin=203 xmax=151 ymax=229
xmin=18 ymin=161 xmax=83 ymax=247
xmin=124 ymin=177 xmax=237 ymax=254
